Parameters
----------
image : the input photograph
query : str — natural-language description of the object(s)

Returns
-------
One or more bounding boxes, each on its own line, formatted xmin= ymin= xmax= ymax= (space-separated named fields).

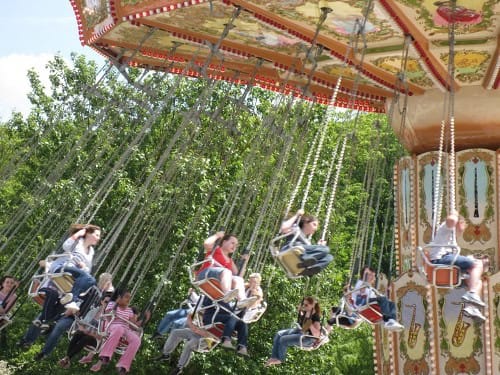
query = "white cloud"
xmin=0 ymin=53 xmax=54 ymax=121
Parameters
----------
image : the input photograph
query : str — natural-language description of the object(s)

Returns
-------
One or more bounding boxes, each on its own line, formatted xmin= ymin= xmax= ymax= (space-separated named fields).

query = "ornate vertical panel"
xmin=393 ymin=272 xmax=433 ymax=375
xmin=396 ymin=157 xmax=416 ymax=273
xmin=456 ymin=149 xmax=497 ymax=270
xmin=416 ymin=152 xmax=448 ymax=246
xmin=432 ymin=287 xmax=486 ymax=374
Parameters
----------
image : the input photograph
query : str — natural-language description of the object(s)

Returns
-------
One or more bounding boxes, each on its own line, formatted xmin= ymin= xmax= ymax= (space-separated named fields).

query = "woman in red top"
xmin=197 ymin=232 xmax=255 ymax=308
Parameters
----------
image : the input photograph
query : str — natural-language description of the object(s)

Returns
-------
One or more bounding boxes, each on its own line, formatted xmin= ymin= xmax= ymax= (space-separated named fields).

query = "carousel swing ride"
xmin=65 ymin=0 xmax=500 ymax=374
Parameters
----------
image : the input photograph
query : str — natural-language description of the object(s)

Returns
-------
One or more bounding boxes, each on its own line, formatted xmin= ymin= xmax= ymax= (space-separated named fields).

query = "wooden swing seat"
xmin=416 ymin=246 xmax=461 ymax=288
xmin=28 ymin=278 xmax=45 ymax=306
xmin=357 ymin=302 xmax=383 ymax=324
xmin=276 ymin=246 xmax=306 ymax=278
xmin=50 ymin=273 xmax=75 ymax=294
xmin=196 ymin=277 xmax=225 ymax=301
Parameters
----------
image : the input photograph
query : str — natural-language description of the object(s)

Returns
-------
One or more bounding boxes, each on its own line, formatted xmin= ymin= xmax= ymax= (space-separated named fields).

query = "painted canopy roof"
xmin=70 ymin=0 xmax=500 ymax=113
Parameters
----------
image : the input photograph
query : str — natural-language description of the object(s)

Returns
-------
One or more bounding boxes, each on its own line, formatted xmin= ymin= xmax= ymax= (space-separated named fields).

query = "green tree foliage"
xmin=0 ymin=54 xmax=405 ymax=374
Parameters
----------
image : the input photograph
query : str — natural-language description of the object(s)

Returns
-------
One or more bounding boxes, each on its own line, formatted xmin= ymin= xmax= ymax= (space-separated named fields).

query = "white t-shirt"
xmin=49 ymin=237 xmax=94 ymax=273
xmin=429 ymin=222 xmax=456 ymax=261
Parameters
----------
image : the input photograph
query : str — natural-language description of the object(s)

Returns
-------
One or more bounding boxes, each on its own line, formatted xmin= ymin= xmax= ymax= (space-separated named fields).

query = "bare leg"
xmin=467 ymin=260 xmax=483 ymax=295
xmin=219 ymin=269 xmax=232 ymax=293
xmin=231 ymin=276 xmax=245 ymax=300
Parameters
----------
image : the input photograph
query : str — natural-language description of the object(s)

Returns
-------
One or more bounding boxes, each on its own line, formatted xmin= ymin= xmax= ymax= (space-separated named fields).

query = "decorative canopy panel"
xmin=70 ymin=1 xmax=500 ymax=149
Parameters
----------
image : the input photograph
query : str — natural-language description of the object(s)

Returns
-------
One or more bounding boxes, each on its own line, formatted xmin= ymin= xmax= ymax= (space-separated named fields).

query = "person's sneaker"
xmin=383 ymin=319 xmax=404 ymax=332
xmin=237 ymin=346 xmax=249 ymax=356
xmin=60 ymin=293 xmax=73 ymax=305
xmin=117 ymin=367 xmax=127 ymax=374
xmin=79 ymin=352 xmax=95 ymax=364
xmin=463 ymin=305 xmax=486 ymax=322
xmin=222 ymin=289 xmax=239 ymax=302
xmin=221 ymin=338 xmax=235 ymax=349
xmin=32 ymin=319 xmax=42 ymax=327
xmin=65 ymin=301 xmax=80 ymax=313
xmin=153 ymin=353 xmax=171 ymax=362
xmin=461 ymin=291 xmax=486 ymax=308
xmin=236 ymin=296 xmax=258 ymax=309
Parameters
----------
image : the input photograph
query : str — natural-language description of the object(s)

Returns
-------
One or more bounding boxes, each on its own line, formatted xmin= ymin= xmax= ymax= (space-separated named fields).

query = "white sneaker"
xmin=237 ymin=346 xmax=249 ymax=356
xmin=463 ymin=305 xmax=486 ymax=323
xmin=384 ymin=319 xmax=404 ymax=332
xmin=65 ymin=302 xmax=80 ymax=313
xmin=221 ymin=338 xmax=235 ymax=349
xmin=461 ymin=291 xmax=486 ymax=308
xmin=60 ymin=293 xmax=73 ymax=305
xmin=236 ymin=296 xmax=258 ymax=309
xmin=222 ymin=289 xmax=239 ymax=302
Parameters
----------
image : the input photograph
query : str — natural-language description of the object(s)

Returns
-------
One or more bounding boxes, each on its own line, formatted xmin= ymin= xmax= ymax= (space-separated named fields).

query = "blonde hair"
xmin=98 ymin=272 xmax=113 ymax=291
xmin=248 ymin=272 xmax=262 ymax=285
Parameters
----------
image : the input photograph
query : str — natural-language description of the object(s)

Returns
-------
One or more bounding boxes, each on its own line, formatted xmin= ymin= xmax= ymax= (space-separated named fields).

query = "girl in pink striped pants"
xmin=91 ymin=288 xmax=142 ymax=374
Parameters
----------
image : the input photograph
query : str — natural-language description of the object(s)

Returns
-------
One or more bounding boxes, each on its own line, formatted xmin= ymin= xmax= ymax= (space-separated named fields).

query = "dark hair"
xmin=69 ymin=223 xmax=101 ymax=236
xmin=303 ymin=296 xmax=321 ymax=316
xmin=360 ymin=265 xmax=376 ymax=279
xmin=298 ymin=214 xmax=318 ymax=229
xmin=0 ymin=275 xmax=16 ymax=291
xmin=220 ymin=233 xmax=237 ymax=245
xmin=110 ymin=287 xmax=130 ymax=302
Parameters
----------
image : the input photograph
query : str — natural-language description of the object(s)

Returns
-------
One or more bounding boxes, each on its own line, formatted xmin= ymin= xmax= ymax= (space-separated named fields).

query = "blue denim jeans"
xmin=432 ymin=253 xmax=474 ymax=273
xmin=270 ymin=328 xmax=314 ymax=362
xmin=22 ymin=314 xmax=43 ymax=345
xmin=61 ymin=266 xmax=96 ymax=301
xmin=370 ymin=296 xmax=397 ymax=322
xmin=221 ymin=316 xmax=248 ymax=348
xmin=156 ymin=308 xmax=189 ymax=335
xmin=40 ymin=316 xmax=75 ymax=355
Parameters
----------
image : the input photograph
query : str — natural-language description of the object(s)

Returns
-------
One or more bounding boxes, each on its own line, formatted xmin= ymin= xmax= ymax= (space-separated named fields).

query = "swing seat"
xmin=188 ymin=257 xmax=236 ymax=302
xmin=416 ymin=246 xmax=461 ymax=288
xmin=357 ymin=302 xmax=383 ymax=324
xmin=276 ymin=246 xmax=306 ymax=278
xmin=242 ymin=301 xmax=267 ymax=324
xmin=49 ymin=273 xmax=75 ymax=294
xmin=344 ymin=286 xmax=384 ymax=324
xmin=299 ymin=326 xmax=330 ymax=351
xmin=28 ymin=277 xmax=46 ymax=306
xmin=194 ymin=323 xmax=224 ymax=353
xmin=97 ymin=313 xmax=144 ymax=355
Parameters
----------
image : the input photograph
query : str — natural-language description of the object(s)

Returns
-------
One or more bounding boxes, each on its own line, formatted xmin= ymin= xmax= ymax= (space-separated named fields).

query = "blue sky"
xmin=0 ymin=1 xmax=103 ymax=120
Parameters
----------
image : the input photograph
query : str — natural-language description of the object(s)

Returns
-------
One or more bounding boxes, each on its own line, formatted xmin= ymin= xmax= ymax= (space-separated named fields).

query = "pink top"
xmin=105 ymin=301 xmax=135 ymax=327
xmin=0 ymin=290 xmax=17 ymax=314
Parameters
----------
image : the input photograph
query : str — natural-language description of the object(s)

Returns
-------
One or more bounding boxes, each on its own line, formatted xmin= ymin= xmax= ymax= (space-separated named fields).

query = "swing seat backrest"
xmin=28 ymin=277 xmax=46 ymax=306
xmin=357 ymin=302 xmax=383 ymax=324
xmin=188 ymin=257 xmax=229 ymax=301
xmin=192 ymin=321 xmax=224 ymax=353
xmin=50 ymin=273 xmax=74 ymax=294
xmin=344 ymin=286 xmax=384 ymax=324
xmin=242 ymin=301 xmax=267 ymax=324
xmin=197 ymin=277 xmax=225 ymax=301
xmin=416 ymin=246 xmax=461 ymax=288
xmin=299 ymin=326 xmax=330 ymax=351
xmin=276 ymin=246 xmax=305 ymax=278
